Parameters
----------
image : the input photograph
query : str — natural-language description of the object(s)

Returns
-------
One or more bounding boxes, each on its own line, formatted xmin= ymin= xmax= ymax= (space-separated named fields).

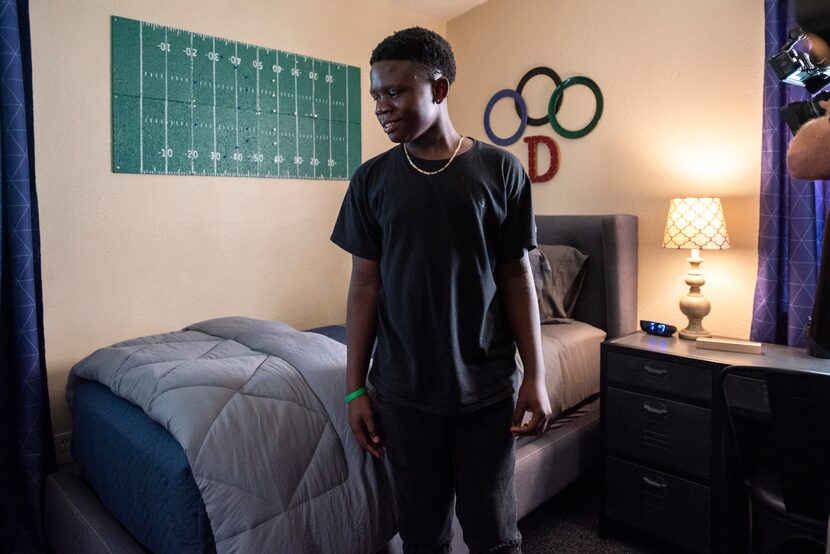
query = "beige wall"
xmin=33 ymin=0 xmax=767 ymax=434
xmin=31 ymin=0 xmax=444 ymax=433
xmin=448 ymin=0 xmax=764 ymax=339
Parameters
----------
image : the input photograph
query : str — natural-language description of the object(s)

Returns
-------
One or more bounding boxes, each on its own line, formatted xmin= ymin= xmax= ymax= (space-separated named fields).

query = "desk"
xmin=599 ymin=332 xmax=830 ymax=553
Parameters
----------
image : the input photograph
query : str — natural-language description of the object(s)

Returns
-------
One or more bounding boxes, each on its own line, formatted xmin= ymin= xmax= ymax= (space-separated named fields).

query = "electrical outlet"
xmin=54 ymin=432 xmax=73 ymax=466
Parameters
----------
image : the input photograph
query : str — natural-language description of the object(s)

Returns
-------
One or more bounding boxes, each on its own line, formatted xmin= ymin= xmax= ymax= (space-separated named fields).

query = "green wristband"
xmin=344 ymin=387 xmax=367 ymax=403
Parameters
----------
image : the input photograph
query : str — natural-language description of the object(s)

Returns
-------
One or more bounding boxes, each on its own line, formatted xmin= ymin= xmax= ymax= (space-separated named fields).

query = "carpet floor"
xmin=518 ymin=471 xmax=667 ymax=554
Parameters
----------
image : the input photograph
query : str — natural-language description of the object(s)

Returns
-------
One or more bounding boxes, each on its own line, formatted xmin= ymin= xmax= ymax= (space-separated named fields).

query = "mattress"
xmin=71 ymin=378 xmax=216 ymax=554
xmin=515 ymin=320 xmax=606 ymax=418
xmin=70 ymin=325 xmax=346 ymax=553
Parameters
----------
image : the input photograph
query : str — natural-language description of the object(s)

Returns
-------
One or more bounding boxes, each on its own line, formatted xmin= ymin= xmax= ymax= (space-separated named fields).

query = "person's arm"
xmin=787 ymin=101 xmax=830 ymax=180
xmin=496 ymin=251 xmax=552 ymax=436
xmin=345 ymin=255 xmax=384 ymax=458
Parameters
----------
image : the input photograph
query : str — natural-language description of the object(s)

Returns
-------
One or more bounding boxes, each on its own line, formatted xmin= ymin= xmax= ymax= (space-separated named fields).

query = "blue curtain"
xmin=752 ymin=0 xmax=830 ymax=346
xmin=0 ymin=0 xmax=55 ymax=552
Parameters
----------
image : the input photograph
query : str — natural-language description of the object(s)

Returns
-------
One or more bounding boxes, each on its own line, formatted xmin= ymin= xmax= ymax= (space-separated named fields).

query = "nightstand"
xmin=598 ymin=332 xmax=830 ymax=553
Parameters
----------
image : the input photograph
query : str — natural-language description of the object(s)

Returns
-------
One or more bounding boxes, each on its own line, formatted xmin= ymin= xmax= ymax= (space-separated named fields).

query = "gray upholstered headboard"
xmin=535 ymin=214 xmax=638 ymax=340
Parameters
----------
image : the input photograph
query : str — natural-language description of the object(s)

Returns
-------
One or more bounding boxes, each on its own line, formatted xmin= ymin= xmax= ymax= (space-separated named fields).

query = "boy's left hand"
xmin=510 ymin=379 xmax=552 ymax=436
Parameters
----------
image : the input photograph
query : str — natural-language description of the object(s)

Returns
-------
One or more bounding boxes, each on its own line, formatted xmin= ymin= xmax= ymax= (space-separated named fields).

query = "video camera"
xmin=769 ymin=26 xmax=830 ymax=133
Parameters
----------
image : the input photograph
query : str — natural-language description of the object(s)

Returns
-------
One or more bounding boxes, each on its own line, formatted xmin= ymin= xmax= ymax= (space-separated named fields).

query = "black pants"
xmin=374 ymin=393 xmax=522 ymax=554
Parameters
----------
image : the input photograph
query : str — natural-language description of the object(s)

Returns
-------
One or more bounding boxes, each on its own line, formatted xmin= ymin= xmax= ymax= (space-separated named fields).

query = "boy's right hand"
xmin=348 ymin=395 xmax=384 ymax=458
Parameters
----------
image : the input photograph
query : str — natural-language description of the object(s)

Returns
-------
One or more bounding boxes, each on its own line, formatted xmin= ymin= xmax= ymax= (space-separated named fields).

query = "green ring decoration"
xmin=547 ymin=76 xmax=603 ymax=139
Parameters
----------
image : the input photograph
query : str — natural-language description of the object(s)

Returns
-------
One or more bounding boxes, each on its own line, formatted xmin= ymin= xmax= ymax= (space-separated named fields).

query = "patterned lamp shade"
xmin=662 ymin=197 xmax=730 ymax=250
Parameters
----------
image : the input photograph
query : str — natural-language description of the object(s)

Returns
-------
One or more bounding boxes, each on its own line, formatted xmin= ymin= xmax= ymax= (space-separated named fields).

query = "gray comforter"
xmin=68 ymin=317 xmax=397 ymax=553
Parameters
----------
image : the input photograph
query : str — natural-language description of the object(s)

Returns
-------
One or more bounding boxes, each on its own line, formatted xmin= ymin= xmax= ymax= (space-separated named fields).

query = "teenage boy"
xmin=331 ymin=27 xmax=551 ymax=554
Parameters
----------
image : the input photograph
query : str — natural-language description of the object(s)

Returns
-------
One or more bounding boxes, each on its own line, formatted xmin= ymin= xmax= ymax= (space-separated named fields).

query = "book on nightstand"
xmin=695 ymin=336 xmax=763 ymax=355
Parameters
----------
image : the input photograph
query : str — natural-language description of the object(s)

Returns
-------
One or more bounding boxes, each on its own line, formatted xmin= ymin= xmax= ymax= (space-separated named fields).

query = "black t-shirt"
xmin=331 ymin=139 xmax=536 ymax=414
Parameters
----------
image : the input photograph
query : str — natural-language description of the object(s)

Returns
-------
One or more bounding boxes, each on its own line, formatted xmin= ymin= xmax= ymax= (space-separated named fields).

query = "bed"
xmin=44 ymin=214 xmax=637 ymax=554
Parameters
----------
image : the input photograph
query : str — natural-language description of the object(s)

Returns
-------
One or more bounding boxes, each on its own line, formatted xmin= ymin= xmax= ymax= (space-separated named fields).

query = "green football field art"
xmin=111 ymin=16 xmax=361 ymax=180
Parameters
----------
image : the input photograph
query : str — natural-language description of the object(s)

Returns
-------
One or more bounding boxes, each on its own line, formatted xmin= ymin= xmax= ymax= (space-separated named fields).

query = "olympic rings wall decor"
xmin=484 ymin=66 xmax=604 ymax=145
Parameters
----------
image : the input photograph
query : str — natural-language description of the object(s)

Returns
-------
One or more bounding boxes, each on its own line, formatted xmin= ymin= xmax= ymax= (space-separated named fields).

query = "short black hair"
xmin=370 ymin=27 xmax=457 ymax=84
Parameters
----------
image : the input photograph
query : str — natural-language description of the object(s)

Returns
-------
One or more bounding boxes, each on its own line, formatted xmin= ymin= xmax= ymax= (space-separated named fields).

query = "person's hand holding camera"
xmin=785 ymin=26 xmax=830 ymax=181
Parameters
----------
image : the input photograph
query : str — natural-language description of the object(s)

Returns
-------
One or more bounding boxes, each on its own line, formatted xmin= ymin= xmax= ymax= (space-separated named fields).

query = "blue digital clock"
xmin=640 ymin=320 xmax=677 ymax=337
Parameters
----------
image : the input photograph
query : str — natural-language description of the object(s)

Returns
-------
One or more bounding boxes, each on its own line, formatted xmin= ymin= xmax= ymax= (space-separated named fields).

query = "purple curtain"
xmin=0 ymin=0 xmax=55 ymax=551
xmin=752 ymin=0 xmax=830 ymax=346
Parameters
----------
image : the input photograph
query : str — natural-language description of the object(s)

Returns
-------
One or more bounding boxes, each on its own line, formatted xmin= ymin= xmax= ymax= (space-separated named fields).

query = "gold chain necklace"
xmin=402 ymin=135 xmax=465 ymax=175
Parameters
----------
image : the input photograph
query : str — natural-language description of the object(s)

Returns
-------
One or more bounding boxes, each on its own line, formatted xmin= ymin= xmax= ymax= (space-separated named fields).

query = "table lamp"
xmin=662 ymin=197 xmax=731 ymax=340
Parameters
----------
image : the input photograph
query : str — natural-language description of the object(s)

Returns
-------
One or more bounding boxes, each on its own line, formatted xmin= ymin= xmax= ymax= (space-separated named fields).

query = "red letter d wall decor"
xmin=523 ymin=135 xmax=560 ymax=183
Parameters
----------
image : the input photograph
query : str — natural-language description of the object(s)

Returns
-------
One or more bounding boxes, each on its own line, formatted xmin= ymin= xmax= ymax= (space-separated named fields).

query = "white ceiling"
xmin=383 ymin=0 xmax=488 ymax=21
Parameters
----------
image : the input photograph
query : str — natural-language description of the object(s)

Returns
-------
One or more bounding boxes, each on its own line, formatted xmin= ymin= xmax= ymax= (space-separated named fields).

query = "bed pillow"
xmin=529 ymin=245 xmax=589 ymax=323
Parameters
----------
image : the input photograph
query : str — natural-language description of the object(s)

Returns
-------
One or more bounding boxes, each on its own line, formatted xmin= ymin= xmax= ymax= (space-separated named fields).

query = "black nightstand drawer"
xmin=607 ymin=352 xmax=712 ymax=403
xmin=606 ymin=387 xmax=711 ymax=478
xmin=606 ymin=456 xmax=711 ymax=553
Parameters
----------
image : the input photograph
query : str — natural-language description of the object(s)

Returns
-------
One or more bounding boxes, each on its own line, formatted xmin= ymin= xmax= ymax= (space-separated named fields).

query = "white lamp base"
xmin=678 ymin=249 xmax=712 ymax=341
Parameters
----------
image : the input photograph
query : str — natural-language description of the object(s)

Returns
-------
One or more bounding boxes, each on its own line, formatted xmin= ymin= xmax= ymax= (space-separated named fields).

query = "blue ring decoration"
xmin=484 ymin=89 xmax=527 ymax=146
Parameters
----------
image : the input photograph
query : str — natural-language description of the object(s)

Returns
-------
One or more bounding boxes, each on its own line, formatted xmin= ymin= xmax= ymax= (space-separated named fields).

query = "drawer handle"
xmin=641 ymin=476 xmax=667 ymax=489
xmin=644 ymin=364 xmax=668 ymax=377
xmin=643 ymin=402 xmax=669 ymax=417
